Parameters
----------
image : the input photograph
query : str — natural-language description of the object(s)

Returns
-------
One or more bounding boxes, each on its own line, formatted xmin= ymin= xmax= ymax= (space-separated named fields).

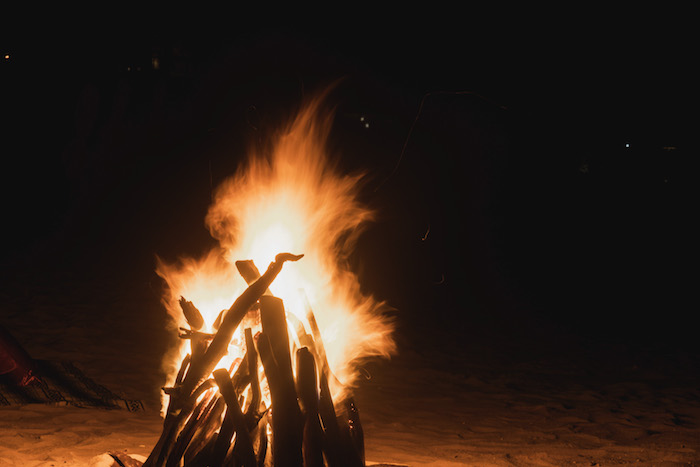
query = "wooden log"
xmin=259 ymin=296 xmax=295 ymax=384
xmin=179 ymin=329 xmax=213 ymax=384
xmin=175 ymin=354 xmax=191 ymax=386
xmin=212 ymin=368 xmax=257 ymax=467
xmin=183 ymin=395 xmax=226 ymax=464
xmin=146 ymin=254 xmax=302 ymax=467
xmin=296 ymin=347 xmax=324 ymax=467
xmin=179 ymin=296 xmax=204 ymax=331
xmin=303 ymin=297 xmax=364 ymax=466
xmin=244 ymin=328 xmax=262 ymax=429
xmin=345 ymin=398 xmax=365 ymax=465
xmin=318 ymin=367 xmax=346 ymax=467
xmin=235 ymin=260 xmax=272 ymax=295
xmin=165 ymin=389 xmax=217 ymax=467
xmin=183 ymin=435 xmax=217 ymax=467
xmin=179 ymin=253 xmax=303 ymax=400
xmin=145 ymin=378 xmax=215 ymax=467
xmin=257 ymin=331 xmax=303 ymax=466
xmin=336 ymin=397 xmax=364 ymax=467
xmin=254 ymin=409 xmax=271 ymax=467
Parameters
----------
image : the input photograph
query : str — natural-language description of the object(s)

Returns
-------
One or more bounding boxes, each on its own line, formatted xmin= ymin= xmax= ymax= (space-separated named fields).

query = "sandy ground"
xmin=2 ymin=266 xmax=700 ymax=466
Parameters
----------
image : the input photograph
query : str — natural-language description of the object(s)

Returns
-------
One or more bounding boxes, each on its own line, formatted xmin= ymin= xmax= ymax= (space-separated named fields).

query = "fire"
xmin=156 ymin=92 xmax=396 ymax=412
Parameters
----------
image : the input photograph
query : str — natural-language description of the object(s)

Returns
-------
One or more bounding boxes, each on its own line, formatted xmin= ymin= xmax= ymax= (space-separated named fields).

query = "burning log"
xmin=259 ymin=295 xmax=309 ymax=464
xmin=305 ymin=301 xmax=364 ymax=467
xmin=165 ymin=390 xmax=218 ymax=467
xmin=235 ymin=260 xmax=272 ymax=296
xmin=296 ymin=346 xmax=324 ymax=467
xmin=144 ymin=253 xmax=302 ymax=467
xmin=179 ymin=297 xmax=204 ymax=331
xmin=181 ymin=253 xmax=303 ymax=399
xmin=345 ymin=398 xmax=365 ymax=465
xmin=244 ymin=327 xmax=262 ymax=429
xmin=212 ymin=368 xmax=257 ymax=467
xmin=182 ymin=396 xmax=225 ymax=464
xmin=145 ymin=252 xmax=371 ymax=467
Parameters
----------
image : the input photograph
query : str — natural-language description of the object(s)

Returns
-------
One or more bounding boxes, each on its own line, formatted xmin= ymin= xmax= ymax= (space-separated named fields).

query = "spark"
xmin=421 ymin=224 xmax=430 ymax=241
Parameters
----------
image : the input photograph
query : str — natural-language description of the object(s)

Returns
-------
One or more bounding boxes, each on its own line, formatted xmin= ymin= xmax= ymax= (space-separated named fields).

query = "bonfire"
xmin=115 ymin=93 xmax=396 ymax=466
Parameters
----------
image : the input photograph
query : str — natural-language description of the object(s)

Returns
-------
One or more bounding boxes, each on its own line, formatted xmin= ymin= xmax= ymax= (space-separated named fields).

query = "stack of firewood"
xmin=142 ymin=253 xmax=365 ymax=467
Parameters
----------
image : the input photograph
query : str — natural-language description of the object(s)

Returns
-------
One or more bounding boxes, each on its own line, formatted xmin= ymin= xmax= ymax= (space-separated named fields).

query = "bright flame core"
xmin=156 ymin=95 xmax=395 ymax=410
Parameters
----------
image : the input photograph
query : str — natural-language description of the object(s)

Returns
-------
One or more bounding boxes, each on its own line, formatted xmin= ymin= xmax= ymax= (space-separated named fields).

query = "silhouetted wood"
xmin=183 ymin=396 xmax=225 ymax=464
xmin=345 ymin=398 xmax=365 ymax=465
xmin=244 ymin=328 xmax=262 ymax=429
xmin=257 ymin=331 xmax=303 ymax=466
xmin=318 ymin=368 xmax=345 ymax=467
xmin=146 ymin=254 xmax=303 ymax=467
xmin=296 ymin=347 xmax=324 ymax=467
xmin=175 ymin=354 xmax=191 ymax=386
xmin=147 ymin=378 xmax=215 ymax=467
xmin=183 ymin=435 xmax=216 ymax=467
xmin=212 ymin=369 xmax=257 ymax=467
xmin=235 ymin=260 xmax=272 ymax=295
xmin=253 ymin=409 xmax=271 ymax=467
xmin=145 ymin=251 xmax=367 ymax=466
xmin=179 ymin=297 xmax=204 ymax=331
xmin=165 ymin=390 xmax=218 ymax=467
xmin=178 ymin=329 xmax=212 ymax=381
xmin=178 ymin=253 xmax=303 ymax=401
xmin=336 ymin=397 xmax=364 ymax=467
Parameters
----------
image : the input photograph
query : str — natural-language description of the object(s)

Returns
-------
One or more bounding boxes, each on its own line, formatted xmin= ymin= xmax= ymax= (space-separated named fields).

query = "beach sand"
xmin=2 ymin=263 xmax=699 ymax=466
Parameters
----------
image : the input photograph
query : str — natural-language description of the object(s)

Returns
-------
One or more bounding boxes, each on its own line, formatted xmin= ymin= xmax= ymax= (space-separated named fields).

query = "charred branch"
xmin=213 ymin=368 xmax=257 ymax=467
xmin=257 ymin=331 xmax=303 ymax=466
xmin=296 ymin=347 xmax=324 ymax=467
xmin=179 ymin=297 xmax=204 ymax=331
xmin=179 ymin=253 xmax=303 ymax=400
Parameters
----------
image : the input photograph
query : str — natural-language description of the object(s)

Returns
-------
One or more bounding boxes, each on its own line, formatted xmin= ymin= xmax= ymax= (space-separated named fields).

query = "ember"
xmin=139 ymin=93 xmax=395 ymax=466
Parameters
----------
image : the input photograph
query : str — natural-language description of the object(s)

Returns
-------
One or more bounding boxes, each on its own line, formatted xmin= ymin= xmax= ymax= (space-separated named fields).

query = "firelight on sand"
xmin=155 ymin=93 xmax=396 ymax=412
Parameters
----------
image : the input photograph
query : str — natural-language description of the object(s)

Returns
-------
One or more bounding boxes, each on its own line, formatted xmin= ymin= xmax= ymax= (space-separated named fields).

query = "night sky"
xmin=2 ymin=11 xmax=696 ymax=355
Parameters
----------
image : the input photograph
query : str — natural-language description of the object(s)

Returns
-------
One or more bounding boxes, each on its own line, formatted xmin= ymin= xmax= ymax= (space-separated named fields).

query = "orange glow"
xmin=156 ymin=92 xmax=396 ymax=411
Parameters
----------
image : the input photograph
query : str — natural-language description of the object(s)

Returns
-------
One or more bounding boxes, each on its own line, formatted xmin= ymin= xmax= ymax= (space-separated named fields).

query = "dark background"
xmin=2 ymin=11 xmax=696 ymax=358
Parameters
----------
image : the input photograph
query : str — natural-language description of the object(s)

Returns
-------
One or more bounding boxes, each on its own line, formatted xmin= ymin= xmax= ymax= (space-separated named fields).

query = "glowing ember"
xmin=156 ymin=92 xmax=396 ymax=411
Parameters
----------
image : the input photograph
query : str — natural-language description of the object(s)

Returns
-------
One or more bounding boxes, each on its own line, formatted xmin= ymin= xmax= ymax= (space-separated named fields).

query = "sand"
xmin=1 ymin=265 xmax=700 ymax=466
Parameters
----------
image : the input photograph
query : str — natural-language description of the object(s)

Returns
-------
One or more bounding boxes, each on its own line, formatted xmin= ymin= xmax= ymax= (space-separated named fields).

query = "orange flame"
xmin=156 ymin=93 xmax=395 ymax=410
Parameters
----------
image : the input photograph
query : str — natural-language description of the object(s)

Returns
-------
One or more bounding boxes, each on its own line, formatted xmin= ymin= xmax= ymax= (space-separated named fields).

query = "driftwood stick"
xmin=318 ymin=367 xmax=345 ymax=467
xmin=185 ymin=435 xmax=217 ymax=467
xmin=303 ymin=299 xmax=331 ymax=374
xmin=296 ymin=347 xmax=324 ymax=467
xmin=184 ymin=330 xmax=212 ymax=381
xmin=259 ymin=296 xmax=295 ymax=387
xmin=179 ymin=296 xmax=204 ymax=331
xmin=244 ymin=328 xmax=262 ymax=429
xmin=235 ymin=260 xmax=272 ymax=295
xmin=165 ymin=389 xmax=217 ymax=467
xmin=183 ymin=395 xmax=225 ymax=464
xmin=178 ymin=253 xmax=303 ymax=401
xmin=345 ymin=398 xmax=365 ymax=465
xmin=257 ymin=331 xmax=303 ymax=466
xmin=175 ymin=354 xmax=191 ymax=386
xmin=212 ymin=369 xmax=257 ymax=467
xmin=254 ymin=410 xmax=271 ymax=467
xmin=336 ymin=397 xmax=364 ymax=467
xmin=145 ymin=254 xmax=302 ymax=467
xmin=302 ymin=295 xmax=365 ymax=466
xmin=145 ymin=378 xmax=215 ymax=467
